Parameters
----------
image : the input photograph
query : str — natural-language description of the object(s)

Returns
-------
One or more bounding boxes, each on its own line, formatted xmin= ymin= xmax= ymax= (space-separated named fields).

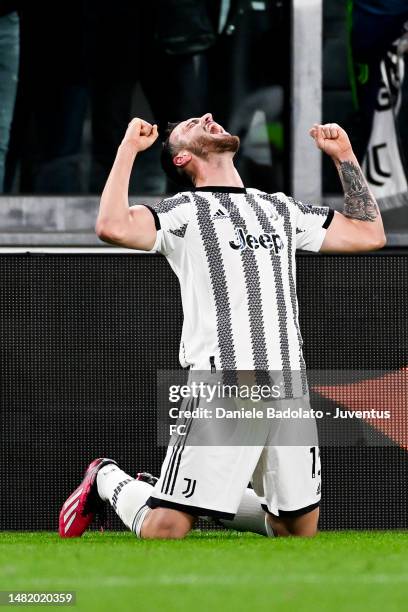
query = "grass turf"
xmin=1 ymin=531 xmax=408 ymax=611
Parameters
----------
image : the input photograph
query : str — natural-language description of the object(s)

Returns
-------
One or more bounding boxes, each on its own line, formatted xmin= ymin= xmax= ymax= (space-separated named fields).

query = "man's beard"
xmin=189 ymin=133 xmax=240 ymax=158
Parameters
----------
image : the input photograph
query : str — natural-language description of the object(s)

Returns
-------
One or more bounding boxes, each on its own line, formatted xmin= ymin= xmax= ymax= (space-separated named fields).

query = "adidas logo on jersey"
xmin=229 ymin=227 xmax=284 ymax=254
xmin=213 ymin=208 xmax=229 ymax=219
xmin=265 ymin=203 xmax=279 ymax=222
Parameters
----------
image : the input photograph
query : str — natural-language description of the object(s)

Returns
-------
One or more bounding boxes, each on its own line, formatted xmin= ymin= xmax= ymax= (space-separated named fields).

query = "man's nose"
xmin=201 ymin=113 xmax=213 ymax=125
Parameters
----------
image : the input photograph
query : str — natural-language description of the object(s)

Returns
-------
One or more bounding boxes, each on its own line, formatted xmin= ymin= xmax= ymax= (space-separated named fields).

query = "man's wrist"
xmin=332 ymin=149 xmax=358 ymax=166
xmin=118 ymin=140 xmax=140 ymax=157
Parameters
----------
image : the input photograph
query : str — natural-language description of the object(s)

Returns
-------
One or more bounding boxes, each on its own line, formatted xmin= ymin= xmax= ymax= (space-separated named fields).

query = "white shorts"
xmin=147 ymin=394 xmax=321 ymax=519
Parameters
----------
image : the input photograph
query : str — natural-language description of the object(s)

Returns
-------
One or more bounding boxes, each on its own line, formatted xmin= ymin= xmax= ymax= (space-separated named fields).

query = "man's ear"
xmin=173 ymin=152 xmax=192 ymax=168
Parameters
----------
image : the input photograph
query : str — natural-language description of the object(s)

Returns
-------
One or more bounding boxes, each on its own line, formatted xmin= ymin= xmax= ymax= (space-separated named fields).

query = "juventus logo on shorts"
xmin=182 ymin=478 xmax=197 ymax=498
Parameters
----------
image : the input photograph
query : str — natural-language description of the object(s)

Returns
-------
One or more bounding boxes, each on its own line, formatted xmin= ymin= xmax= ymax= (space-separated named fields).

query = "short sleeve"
xmin=290 ymin=198 xmax=334 ymax=252
xmin=144 ymin=194 xmax=192 ymax=256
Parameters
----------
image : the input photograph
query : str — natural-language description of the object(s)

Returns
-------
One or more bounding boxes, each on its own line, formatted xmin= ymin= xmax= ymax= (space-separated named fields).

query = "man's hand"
xmin=308 ymin=123 xmax=386 ymax=253
xmin=309 ymin=123 xmax=352 ymax=161
xmin=122 ymin=118 xmax=159 ymax=153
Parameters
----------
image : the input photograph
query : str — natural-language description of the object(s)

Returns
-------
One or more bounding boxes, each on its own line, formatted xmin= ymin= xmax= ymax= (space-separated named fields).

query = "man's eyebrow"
xmin=184 ymin=118 xmax=199 ymax=131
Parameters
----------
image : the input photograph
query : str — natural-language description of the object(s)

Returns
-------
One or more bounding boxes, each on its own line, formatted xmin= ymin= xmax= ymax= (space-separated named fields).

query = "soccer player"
xmin=59 ymin=114 xmax=385 ymax=539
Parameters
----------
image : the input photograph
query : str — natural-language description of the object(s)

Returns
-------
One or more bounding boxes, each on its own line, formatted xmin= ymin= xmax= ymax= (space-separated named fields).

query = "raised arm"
xmin=95 ymin=118 xmax=159 ymax=250
xmin=309 ymin=123 xmax=386 ymax=253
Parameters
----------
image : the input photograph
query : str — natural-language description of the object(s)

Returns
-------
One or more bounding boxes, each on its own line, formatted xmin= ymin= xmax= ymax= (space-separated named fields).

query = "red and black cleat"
xmin=59 ymin=458 xmax=117 ymax=538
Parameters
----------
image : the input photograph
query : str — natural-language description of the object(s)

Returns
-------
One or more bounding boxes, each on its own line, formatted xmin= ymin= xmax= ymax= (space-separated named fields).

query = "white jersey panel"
xmin=245 ymin=191 xmax=298 ymax=372
xmin=195 ymin=191 xmax=255 ymax=371
xmin=251 ymin=191 xmax=305 ymax=374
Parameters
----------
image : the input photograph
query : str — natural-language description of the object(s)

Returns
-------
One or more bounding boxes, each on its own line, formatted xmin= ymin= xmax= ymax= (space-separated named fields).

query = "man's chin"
xmin=190 ymin=133 xmax=240 ymax=158
xmin=211 ymin=133 xmax=240 ymax=153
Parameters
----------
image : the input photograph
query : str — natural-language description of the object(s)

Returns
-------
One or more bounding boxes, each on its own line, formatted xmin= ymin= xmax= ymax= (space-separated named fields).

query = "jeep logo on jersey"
xmin=229 ymin=227 xmax=283 ymax=253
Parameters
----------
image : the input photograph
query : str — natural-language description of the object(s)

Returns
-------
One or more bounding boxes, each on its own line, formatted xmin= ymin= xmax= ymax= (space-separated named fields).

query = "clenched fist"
xmin=122 ymin=118 xmax=159 ymax=153
xmin=309 ymin=123 xmax=353 ymax=161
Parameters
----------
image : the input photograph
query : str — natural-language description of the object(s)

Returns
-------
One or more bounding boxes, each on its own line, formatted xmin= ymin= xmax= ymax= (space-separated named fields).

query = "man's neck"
xmin=194 ymin=156 xmax=244 ymax=188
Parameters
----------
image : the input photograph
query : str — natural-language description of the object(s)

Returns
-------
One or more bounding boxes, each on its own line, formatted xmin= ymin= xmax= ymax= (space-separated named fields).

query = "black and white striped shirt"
xmin=148 ymin=186 xmax=334 ymax=395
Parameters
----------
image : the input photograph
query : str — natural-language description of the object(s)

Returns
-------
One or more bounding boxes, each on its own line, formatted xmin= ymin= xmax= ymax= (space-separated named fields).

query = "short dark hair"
xmin=160 ymin=122 xmax=194 ymax=188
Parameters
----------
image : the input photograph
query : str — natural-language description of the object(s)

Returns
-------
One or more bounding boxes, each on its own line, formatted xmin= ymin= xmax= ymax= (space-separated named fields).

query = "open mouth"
xmin=207 ymin=122 xmax=224 ymax=135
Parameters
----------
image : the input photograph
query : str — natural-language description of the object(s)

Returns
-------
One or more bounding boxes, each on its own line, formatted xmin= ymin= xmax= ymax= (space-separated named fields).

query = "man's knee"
xmin=267 ymin=506 xmax=319 ymax=537
xmin=141 ymin=507 xmax=195 ymax=539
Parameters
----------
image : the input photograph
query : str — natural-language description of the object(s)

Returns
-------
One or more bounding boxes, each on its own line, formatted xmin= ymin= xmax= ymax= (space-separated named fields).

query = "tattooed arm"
xmin=309 ymin=123 xmax=386 ymax=252
xmin=337 ymin=159 xmax=378 ymax=222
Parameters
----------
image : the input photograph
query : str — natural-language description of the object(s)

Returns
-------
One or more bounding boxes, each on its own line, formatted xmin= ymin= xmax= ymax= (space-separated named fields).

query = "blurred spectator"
xmin=85 ymin=0 xmax=215 ymax=193
xmin=2 ymin=0 xmax=286 ymax=195
xmin=208 ymin=0 xmax=288 ymax=192
xmin=351 ymin=0 xmax=408 ymax=153
xmin=4 ymin=1 xmax=88 ymax=193
xmin=322 ymin=0 xmax=408 ymax=193
xmin=0 ymin=9 xmax=19 ymax=193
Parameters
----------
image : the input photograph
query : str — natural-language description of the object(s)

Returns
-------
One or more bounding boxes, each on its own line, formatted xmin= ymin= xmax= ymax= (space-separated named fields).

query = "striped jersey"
xmin=148 ymin=186 xmax=334 ymax=395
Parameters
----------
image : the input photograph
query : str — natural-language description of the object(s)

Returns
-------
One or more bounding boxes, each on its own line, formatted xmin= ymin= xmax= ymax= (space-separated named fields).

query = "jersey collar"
xmin=192 ymin=186 xmax=247 ymax=193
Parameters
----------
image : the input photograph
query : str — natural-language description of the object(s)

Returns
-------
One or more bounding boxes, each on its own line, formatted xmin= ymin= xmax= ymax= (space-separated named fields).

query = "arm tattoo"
xmin=339 ymin=161 xmax=378 ymax=222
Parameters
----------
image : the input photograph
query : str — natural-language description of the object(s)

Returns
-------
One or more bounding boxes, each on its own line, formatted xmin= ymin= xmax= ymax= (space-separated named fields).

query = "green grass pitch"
xmin=1 ymin=531 xmax=408 ymax=611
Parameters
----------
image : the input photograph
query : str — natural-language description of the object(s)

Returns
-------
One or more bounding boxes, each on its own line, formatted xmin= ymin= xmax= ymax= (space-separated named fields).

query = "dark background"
xmin=2 ymin=0 xmax=407 ymax=198
xmin=0 ymin=251 xmax=407 ymax=530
